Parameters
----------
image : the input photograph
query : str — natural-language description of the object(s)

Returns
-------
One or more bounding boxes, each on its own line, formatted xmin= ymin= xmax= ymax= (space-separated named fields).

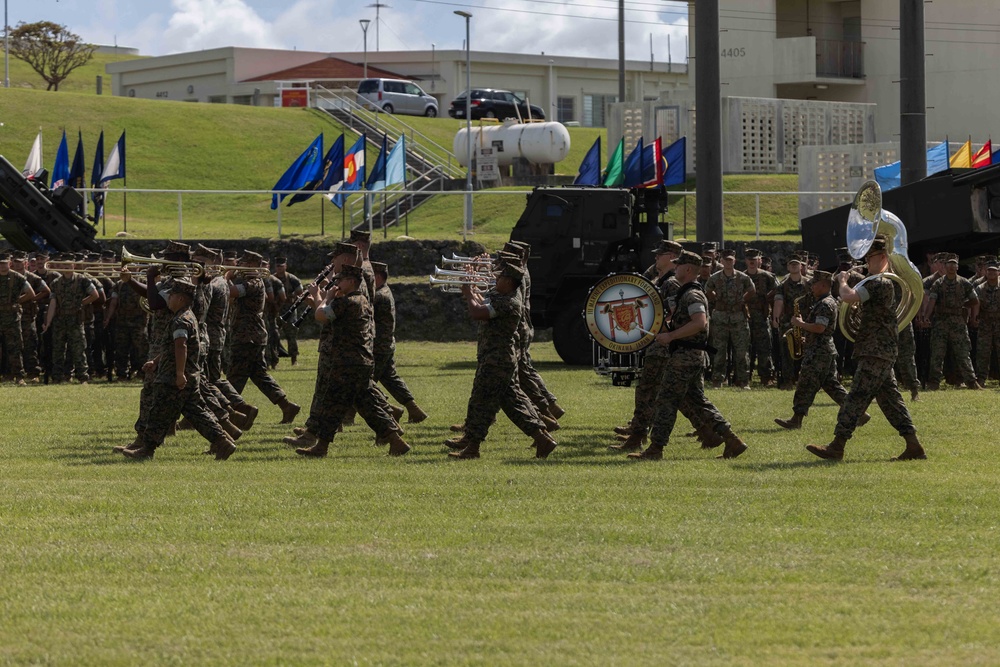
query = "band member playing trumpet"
xmin=807 ymin=236 xmax=925 ymax=461
xmin=774 ymin=271 xmax=869 ymax=430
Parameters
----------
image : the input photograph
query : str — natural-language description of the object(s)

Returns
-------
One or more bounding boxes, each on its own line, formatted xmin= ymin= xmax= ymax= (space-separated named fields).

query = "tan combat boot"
xmin=278 ymin=398 xmax=301 ymax=424
xmin=405 ymin=401 xmax=428 ymax=423
xmin=296 ymin=438 xmax=330 ymax=458
xmin=699 ymin=424 xmax=724 ymax=450
xmin=610 ymin=431 xmax=646 ymax=452
xmin=235 ymin=403 xmax=259 ymax=429
xmin=531 ymin=429 xmax=557 ymax=459
xmin=389 ymin=404 xmax=404 ymax=422
xmin=548 ymin=402 xmax=566 ymax=419
xmin=718 ymin=430 xmax=748 ymax=459
xmin=220 ymin=419 xmax=243 ymax=441
xmin=540 ymin=413 xmax=560 ymax=432
xmin=284 ymin=431 xmax=318 ymax=448
xmin=892 ymin=432 xmax=927 ymax=461
xmin=806 ymin=435 xmax=847 ymax=461
xmin=386 ymin=431 xmax=411 ymax=457
xmin=774 ymin=413 xmax=803 ymax=430
xmin=212 ymin=436 xmax=237 ymax=461
xmin=627 ymin=444 xmax=664 ymax=460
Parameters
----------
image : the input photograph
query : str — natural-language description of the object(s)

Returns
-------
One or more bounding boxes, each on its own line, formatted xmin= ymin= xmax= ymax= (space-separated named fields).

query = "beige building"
xmin=106 ymin=47 xmax=688 ymax=127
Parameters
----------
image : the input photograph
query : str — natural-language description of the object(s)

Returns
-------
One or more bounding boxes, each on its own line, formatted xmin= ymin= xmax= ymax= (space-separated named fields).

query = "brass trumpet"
xmin=122 ymin=247 xmax=205 ymax=278
xmin=428 ymin=275 xmax=494 ymax=293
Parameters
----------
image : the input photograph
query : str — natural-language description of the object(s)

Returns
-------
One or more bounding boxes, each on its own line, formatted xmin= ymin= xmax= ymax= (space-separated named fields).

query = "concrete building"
xmin=105 ymin=47 xmax=688 ymax=127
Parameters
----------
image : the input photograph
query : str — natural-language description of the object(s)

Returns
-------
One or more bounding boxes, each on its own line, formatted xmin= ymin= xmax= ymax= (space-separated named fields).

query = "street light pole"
xmin=359 ymin=19 xmax=371 ymax=79
xmin=455 ymin=10 xmax=473 ymax=238
xmin=4 ymin=0 xmax=10 ymax=89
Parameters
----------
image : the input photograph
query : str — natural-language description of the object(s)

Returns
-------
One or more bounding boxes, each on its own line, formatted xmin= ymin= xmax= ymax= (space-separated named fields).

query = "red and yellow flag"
xmin=972 ymin=140 xmax=993 ymax=168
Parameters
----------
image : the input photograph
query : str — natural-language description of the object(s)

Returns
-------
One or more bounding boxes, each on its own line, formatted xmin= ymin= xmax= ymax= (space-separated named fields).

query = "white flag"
xmin=23 ymin=131 xmax=42 ymax=178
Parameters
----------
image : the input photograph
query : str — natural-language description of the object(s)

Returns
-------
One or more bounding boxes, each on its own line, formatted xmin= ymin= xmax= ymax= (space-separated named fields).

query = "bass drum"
xmin=584 ymin=272 xmax=665 ymax=353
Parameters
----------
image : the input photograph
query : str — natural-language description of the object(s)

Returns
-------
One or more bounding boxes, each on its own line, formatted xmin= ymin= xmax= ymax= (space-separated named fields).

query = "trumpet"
xmin=122 ymin=247 xmax=205 ymax=279
xmin=440 ymin=253 xmax=495 ymax=270
xmin=428 ymin=266 xmax=495 ymax=293
xmin=205 ymin=264 xmax=271 ymax=279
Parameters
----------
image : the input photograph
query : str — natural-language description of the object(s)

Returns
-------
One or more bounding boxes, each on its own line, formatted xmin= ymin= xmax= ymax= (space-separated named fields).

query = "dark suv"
xmin=448 ymin=89 xmax=546 ymax=121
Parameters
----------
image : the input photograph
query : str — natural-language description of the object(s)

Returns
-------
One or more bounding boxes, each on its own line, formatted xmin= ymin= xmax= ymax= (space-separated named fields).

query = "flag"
xmin=640 ymin=137 xmax=663 ymax=188
xmin=270 ymin=134 xmax=323 ymax=209
xmin=68 ymin=132 xmax=86 ymax=216
xmin=366 ymin=134 xmax=389 ymax=192
xmin=927 ymin=141 xmax=950 ymax=176
xmin=602 ymin=138 xmax=625 ymax=186
xmin=950 ymin=140 xmax=972 ymax=168
xmin=623 ymin=139 xmax=644 ymax=188
xmin=663 ymin=137 xmax=687 ymax=187
xmin=873 ymin=141 xmax=951 ymax=192
xmin=287 ymin=134 xmax=344 ymax=206
xmin=100 ymin=130 xmax=127 ymax=183
xmin=573 ymin=137 xmax=601 ymax=186
xmin=51 ymin=131 xmax=71 ymax=189
xmin=331 ymin=134 xmax=366 ymax=208
xmin=23 ymin=131 xmax=43 ymax=183
xmin=972 ymin=140 xmax=992 ymax=168
xmin=91 ymin=131 xmax=105 ymax=220
xmin=384 ymin=135 xmax=407 ymax=187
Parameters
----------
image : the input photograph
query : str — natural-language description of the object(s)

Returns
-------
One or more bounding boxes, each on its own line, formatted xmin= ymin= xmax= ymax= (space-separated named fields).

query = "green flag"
xmin=602 ymin=138 xmax=625 ymax=186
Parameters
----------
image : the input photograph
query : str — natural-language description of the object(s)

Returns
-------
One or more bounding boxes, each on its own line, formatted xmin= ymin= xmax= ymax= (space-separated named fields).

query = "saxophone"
xmin=783 ymin=295 xmax=805 ymax=360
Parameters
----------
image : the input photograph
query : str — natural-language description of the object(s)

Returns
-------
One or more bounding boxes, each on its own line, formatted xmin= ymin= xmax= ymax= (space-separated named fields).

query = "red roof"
xmin=243 ymin=57 xmax=408 ymax=83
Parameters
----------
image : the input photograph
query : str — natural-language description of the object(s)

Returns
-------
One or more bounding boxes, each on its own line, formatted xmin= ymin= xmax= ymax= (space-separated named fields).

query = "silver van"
xmin=357 ymin=78 xmax=438 ymax=117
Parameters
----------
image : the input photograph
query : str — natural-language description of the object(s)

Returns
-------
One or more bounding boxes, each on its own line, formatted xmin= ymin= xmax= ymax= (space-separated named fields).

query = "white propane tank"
xmin=454 ymin=121 xmax=571 ymax=167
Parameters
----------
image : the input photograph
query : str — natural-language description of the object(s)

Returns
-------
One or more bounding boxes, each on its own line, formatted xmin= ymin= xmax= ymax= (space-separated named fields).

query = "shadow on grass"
xmin=733 ymin=459 xmax=863 ymax=471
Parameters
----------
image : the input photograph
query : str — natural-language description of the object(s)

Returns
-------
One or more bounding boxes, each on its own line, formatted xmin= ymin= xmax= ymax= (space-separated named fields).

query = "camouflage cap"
xmin=507 ymin=240 xmax=531 ymax=255
xmin=34 ymin=250 xmax=49 ymax=259
xmin=496 ymin=250 xmax=521 ymax=266
xmin=161 ymin=240 xmax=191 ymax=257
xmin=371 ymin=261 xmax=388 ymax=276
xmin=0 ymin=251 xmax=10 ymax=262
xmin=701 ymin=256 xmax=713 ymax=267
xmin=337 ymin=264 xmax=363 ymax=281
xmin=744 ymin=247 xmax=762 ymax=258
xmin=101 ymin=249 xmax=117 ymax=260
xmin=239 ymin=250 xmax=264 ymax=267
xmin=11 ymin=250 xmax=28 ymax=261
xmin=786 ymin=254 xmax=803 ymax=265
xmin=499 ymin=262 xmax=525 ymax=282
xmin=274 ymin=256 xmax=288 ymax=265
xmin=809 ymin=270 xmax=834 ymax=285
xmin=836 ymin=247 xmax=853 ymax=263
xmin=349 ymin=229 xmax=371 ymax=243
xmin=169 ymin=278 xmax=197 ymax=297
xmin=502 ymin=242 xmax=527 ymax=258
xmin=332 ymin=242 xmax=358 ymax=258
xmin=720 ymin=248 xmax=736 ymax=258
xmin=674 ymin=250 xmax=703 ymax=267
xmin=988 ymin=261 xmax=1000 ymax=270
xmin=655 ymin=240 xmax=683 ymax=255
xmin=945 ymin=253 xmax=960 ymax=264
xmin=52 ymin=252 xmax=74 ymax=262
xmin=933 ymin=252 xmax=949 ymax=263
xmin=701 ymin=242 xmax=718 ymax=253
xmin=223 ymin=249 xmax=238 ymax=259
xmin=86 ymin=252 xmax=101 ymax=262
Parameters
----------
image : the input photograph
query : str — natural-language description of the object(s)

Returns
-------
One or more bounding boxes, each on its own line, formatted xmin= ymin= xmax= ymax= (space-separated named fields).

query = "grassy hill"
xmin=0 ymin=86 xmax=800 ymax=243
xmin=3 ymin=50 xmax=145 ymax=94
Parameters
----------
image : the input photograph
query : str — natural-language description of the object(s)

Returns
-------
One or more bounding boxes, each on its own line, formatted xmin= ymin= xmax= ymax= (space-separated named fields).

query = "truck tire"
xmin=551 ymin=292 xmax=593 ymax=366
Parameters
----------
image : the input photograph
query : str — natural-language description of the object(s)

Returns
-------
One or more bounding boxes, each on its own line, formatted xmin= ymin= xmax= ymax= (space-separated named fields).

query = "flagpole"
xmin=123 ymin=174 xmax=128 ymax=233
xmin=342 ymin=199 xmax=346 ymax=240
xmin=321 ymin=197 xmax=325 ymax=236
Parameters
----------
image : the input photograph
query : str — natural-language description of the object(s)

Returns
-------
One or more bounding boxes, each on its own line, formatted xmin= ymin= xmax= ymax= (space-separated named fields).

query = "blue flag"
xmin=663 ymin=137 xmax=687 ymax=187
xmin=287 ymin=134 xmax=344 ymax=206
xmin=573 ymin=137 xmax=602 ymax=186
xmin=68 ymin=132 xmax=86 ymax=216
xmin=100 ymin=130 xmax=126 ymax=184
xmin=90 ymin=131 xmax=105 ymax=220
xmin=51 ymin=131 xmax=71 ymax=189
xmin=367 ymin=134 xmax=389 ymax=192
xmin=384 ymin=135 xmax=407 ymax=187
xmin=623 ymin=139 xmax=644 ymax=188
xmin=331 ymin=134 xmax=366 ymax=208
xmin=874 ymin=141 xmax=950 ymax=192
xmin=271 ymin=134 xmax=324 ymax=210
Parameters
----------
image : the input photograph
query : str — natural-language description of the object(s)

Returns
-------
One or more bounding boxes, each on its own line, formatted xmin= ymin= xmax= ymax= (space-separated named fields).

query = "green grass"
xmin=2 ymin=340 xmax=999 ymax=664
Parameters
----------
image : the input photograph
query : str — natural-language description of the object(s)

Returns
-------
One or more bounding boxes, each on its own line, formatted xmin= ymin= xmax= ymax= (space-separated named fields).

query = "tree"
xmin=8 ymin=21 xmax=96 ymax=91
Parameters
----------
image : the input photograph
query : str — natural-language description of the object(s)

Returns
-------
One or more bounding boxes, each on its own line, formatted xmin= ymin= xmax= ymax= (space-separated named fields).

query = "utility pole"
xmin=618 ymin=0 xmax=625 ymax=102
xmin=695 ymin=0 xmax=723 ymax=242
xmin=367 ymin=2 xmax=390 ymax=51
xmin=900 ymin=0 xmax=926 ymax=186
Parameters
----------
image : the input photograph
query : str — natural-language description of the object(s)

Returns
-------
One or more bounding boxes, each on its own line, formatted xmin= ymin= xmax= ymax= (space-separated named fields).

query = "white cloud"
xmin=162 ymin=0 xmax=275 ymax=53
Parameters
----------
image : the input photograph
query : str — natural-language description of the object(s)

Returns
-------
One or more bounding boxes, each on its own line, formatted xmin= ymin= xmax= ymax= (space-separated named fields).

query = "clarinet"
xmin=279 ymin=262 xmax=335 ymax=323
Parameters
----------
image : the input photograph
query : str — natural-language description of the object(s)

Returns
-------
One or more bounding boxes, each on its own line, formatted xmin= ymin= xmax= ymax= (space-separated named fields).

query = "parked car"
xmin=357 ymin=78 xmax=439 ymax=117
xmin=448 ymin=89 xmax=546 ymax=121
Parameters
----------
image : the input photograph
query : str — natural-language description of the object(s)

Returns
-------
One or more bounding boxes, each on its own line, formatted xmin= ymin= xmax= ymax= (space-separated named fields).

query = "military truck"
xmin=509 ymin=185 xmax=668 ymax=365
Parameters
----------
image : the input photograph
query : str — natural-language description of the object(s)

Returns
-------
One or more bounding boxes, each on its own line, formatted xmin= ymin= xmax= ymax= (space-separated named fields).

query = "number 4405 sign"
xmin=721 ymin=47 xmax=746 ymax=58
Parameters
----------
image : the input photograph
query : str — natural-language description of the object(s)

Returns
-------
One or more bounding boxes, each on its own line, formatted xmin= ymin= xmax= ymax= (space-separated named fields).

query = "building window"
xmin=207 ymin=95 xmax=227 ymax=104
xmin=232 ymin=95 xmax=253 ymax=105
xmin=557 ymin=96 xmax=575 ymax=123
xmin=583 ymin=93 xmax=617 ymax=127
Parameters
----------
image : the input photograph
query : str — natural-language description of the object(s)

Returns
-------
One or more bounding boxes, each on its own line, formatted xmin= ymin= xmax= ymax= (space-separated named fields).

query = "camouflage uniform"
xmin=974 ymin=280 xmax=1000 ymax=382
xmin=834 ymin=276 xmax=914 ymax=440
xmin=927 ymin=274 xmax=978 ymax=386
xmin=111 ymin=279 xmax=148 ymax=379
xmin=81 ymin=277 xmax=103 ymax=378
xmin=705 ymin=268 xmax=754 ymax=385
xmin=515 ymin=268 xmax=558 ymax=412
xmin=791 ymin=292 xmax=849 ymax=416
xmin=746 ymin=268 xmax=777 ymax=383
xmin=774 ymin=275 xmax=809 ymax=385
xmin=227 ymin=275 xmax=289 ymax=405
xmin=649 ymin=283 xmax=733 ymax=449
xmin=20 ymin=270 xmax=46 ymax=379
xmin=0 ymin=270 xmax=30 ymax=380
xmin=134 ymin=278 xmax=175 ymax=436
xmin=372 ymin=282 xmax=415 ymax=405
xmin=48 ymin=272 xmax=95 ymax=383
xmin=278 ymin=271 xmax=303 ymax=361
xmin=894 ymin=322 xmax=920 ymax=393
xmin=94 ymin=276 xmax=116 ymax=380
xmin=264 ymin=274 xmax=285 ymax=368
xmin=205 ymin=275 xmax=245 ymax=406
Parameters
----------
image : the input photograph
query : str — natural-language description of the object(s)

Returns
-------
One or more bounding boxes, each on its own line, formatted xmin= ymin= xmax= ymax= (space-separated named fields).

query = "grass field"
xmin=2 ymin=340 xmax=999 ymax=665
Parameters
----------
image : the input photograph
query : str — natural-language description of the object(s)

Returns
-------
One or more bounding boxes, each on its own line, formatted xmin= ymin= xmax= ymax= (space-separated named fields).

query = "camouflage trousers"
xmin=649 ymin=350 xmax=730 ymax=449
xmin=0 ymin=313 xmax=24 ymax=379
xmin=227 ymin=343 xmax=287 ymax=405
xmin=50 ymin=317 xmax=89 ymax=382
xmin=281 ymin=321 xmax=299 ymax=360
xmin=629 ymin=353 xmax=706 ymax=433
xmin=517 ymin=346 xmax=557 ymax=412
xmin=748 ymin=310 xmax=775 ymax=382
xmin=464 ymin=361 xmax=546 ymax=445
xmin=894 ymin=323 xmax=919 ymax=391
xmin=115 ymin=320 xmax=148 ymax=379
xmin=305 ymin=356 xmax=397 ymax=439
xmin=137 ymin=379 xmax=227 ymax=451
xmin=928 ymin=316 xmax=977 ymax=385
xmin=309 ymin=365 xmax=373 ymax=442
xmin=265 ymin=313 xmax=282 ymax=367
xmin=791 ymin=348 xmax=848 ymax=416
xmin=374 ymin=351 xmax=415 ymax=405
xmin=975 ymin=318 xmax=1000 ymax=382
xmin=205 ymin=347 xmax=248 ymax=408
xmin=92 ymin=318 xmax=113 ymax=378
xmin=20 ymin=313 xmax=39 ymax=379
xmin=709 ymin=311 xmax=751 ymax=385
xmin=835 ymin=356 xmax=915 ymax=440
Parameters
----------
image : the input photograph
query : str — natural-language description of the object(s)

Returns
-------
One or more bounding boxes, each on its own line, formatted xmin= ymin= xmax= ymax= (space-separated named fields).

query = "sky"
xmin=6 ymin=0 xmax=689 ymax=62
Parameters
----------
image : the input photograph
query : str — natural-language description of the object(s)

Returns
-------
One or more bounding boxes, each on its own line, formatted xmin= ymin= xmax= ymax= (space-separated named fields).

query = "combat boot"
xmin=444 ymin=435 xmax=471 ymax=449
xmin=284 ymin=431 xmax=318 ymax=448
xmin=448 ymin=443 xmax=480 ymax=459
xmin=113 ymin=439 xmax=138 ymax=453
xmin=177 ymin=416 xmax=195 ymax=431
xmin=699 ymin=425 xmax=724 ymax=449
xmin=405 ymin=401 xmax=428 ymax=423
xmin=548 ymin=401 xmax=566 ymax=419
xmin=235 ymin=403 xmax=259 ymax=429
xmin=892 ymin=432 xmax=927 ymax=461
xmin=389 ymin=404 xmax=404 ymax=422
xmin=967 ymin=380 xmax=983 ymax=390
xmin=341 ymin=408 xmax=357 ymax=427
xmin=610 ymin=431 xmax=646 ymax=451
xmin=296 ymin=438 xmax=330 ymax=458
xmin=774 ymin=414 xmax=803 ymax=430
xmin=718 ymin=430 xmax=748 ymax=459
xmin=531 ymin=429 xmax=557 ymax=459
xmin=278 ymin=398 xmax=301 ymax=424
xmin=213 ymin=436 xmax=237 ymax=461
xmin=291 ymin=355 xmax=298 ymax=366
xmin=627 ymin=445 xmax=664 ymax=460
xmin=806 ymin=435 xmax=847 ymax=461
xmin=220 ymin=419 xmax=243 ymax=441
xmin=911 ymin=386 xmax=920 ymax=402
xmin=386 ymin=431 xmax=412 ymax=457
xmin=540 ymin=413 xmax=560 ymax=432
xmin=292 ymin=426 xmax=307 ymax=436
xmin=166 ymin=421 xmax=176 ymax=437
xmin=122 ymin=446 xmax=154 ymax=460
xmin=449 ymin=422 xmax=466 ymax=433
xmin=926 ymin=381 xmax=940 ymax=391
xmin=613 ymin=424 xmax=635 ymax=436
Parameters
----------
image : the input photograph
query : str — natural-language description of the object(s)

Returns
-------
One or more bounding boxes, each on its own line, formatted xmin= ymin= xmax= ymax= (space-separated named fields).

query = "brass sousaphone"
xmin=838 ymin=180 xmax=924 ymax=341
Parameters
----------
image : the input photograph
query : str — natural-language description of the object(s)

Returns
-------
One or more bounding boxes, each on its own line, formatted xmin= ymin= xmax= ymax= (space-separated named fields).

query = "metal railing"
xmin=816 ymin=39 xmax=865 ymax=79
